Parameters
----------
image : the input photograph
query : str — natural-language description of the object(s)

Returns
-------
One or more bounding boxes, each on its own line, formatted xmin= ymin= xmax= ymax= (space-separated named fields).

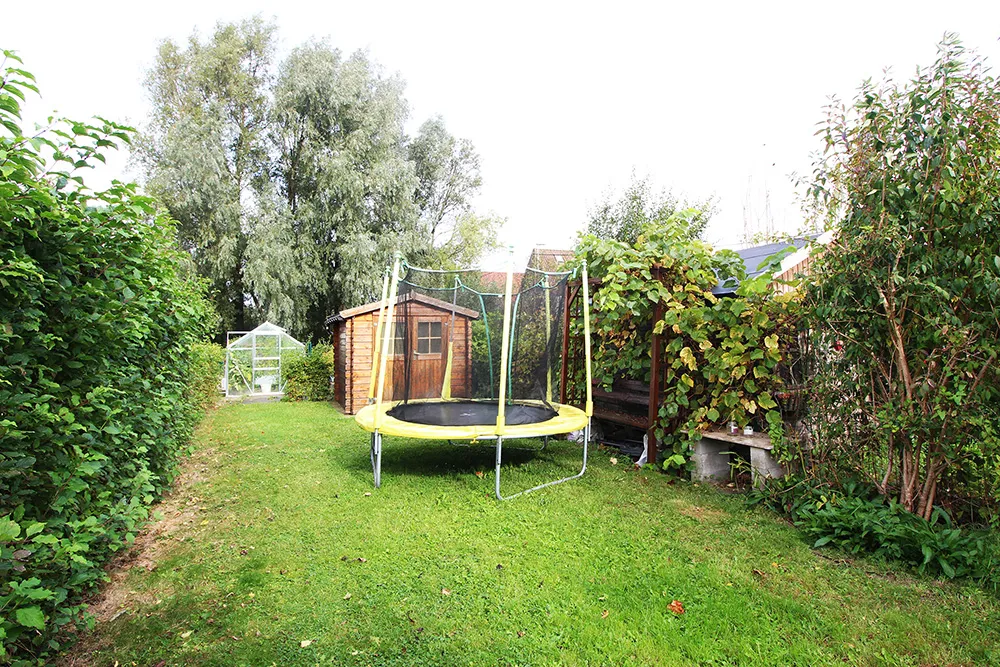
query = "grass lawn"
xmin=66 ymin=401 xmax=1000 ymax=666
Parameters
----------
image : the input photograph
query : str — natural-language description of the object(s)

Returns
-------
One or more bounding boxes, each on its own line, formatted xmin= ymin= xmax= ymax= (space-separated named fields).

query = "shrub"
xmin=0 ymin=52 xmax=215 ymax=663
xmin=750 ymin=479 xmax=999 ymax=585
xmin=804 ymin=36 xmax=1000 ymax=520
xmin=283 ymin=344 xmax=334 ymax=401
xmin=186 ymin=342 xmax=225 ymax=412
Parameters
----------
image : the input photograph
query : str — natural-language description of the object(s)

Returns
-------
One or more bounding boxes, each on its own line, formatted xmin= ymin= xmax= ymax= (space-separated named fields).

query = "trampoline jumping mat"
xmin=387 ymin=400 xmax=559 ymax=427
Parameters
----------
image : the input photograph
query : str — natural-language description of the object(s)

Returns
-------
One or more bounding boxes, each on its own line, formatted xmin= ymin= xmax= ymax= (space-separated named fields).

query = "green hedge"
xmin=282 ymin=344 xmax=335 ymax=401
xmin=186 ymin=342 xmax=225 ymax=412
xmin=0 ymin=52 xmax=216 ymax=664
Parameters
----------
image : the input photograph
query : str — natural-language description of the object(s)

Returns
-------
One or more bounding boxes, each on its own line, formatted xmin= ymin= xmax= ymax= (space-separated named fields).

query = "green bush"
xmin=186 ymin=342 xmax=224 ymax=412
xmin=0 ymin=52 xmax=215 ymax=663
xmin=282 ymin=344 xmax=334 ymax=401
xmin=750 ymin=479 xmax=999 ymax=585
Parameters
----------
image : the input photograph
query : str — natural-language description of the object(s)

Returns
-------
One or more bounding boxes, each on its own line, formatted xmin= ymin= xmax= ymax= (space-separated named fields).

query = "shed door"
xmin=407 ymin=318 xmax=447 ymax=399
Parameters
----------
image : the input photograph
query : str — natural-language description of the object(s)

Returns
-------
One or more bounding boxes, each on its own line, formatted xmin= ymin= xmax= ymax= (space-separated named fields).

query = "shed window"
xmin=417 ymin=321 xmax=443 ymax=354
xmin=388 ymin=322 xmax=406 ymax=356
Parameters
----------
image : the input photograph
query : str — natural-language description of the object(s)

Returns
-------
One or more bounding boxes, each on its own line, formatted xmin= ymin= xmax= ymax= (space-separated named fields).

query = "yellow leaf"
xmin=680 ymin=346 xmax=697 ymax=371
xmin=180 ymin=630 xmax=193 ymax=639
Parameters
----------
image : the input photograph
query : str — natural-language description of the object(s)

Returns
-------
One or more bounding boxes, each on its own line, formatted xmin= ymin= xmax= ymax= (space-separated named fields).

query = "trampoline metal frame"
xmin=362 ymin=249 xmax=594 ymax=500
xmin=369 ymin=420 xmax=589 ymax=500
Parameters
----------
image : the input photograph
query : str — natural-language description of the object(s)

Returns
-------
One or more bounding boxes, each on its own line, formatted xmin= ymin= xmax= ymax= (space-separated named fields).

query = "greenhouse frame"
xmin=224 ymin=322 xmax=305 ymax=398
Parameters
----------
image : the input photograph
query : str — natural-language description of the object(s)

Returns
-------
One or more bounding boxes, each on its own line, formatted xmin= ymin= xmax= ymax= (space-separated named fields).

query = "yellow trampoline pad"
xmin=355 ymin=400 xmax=588 ymax=440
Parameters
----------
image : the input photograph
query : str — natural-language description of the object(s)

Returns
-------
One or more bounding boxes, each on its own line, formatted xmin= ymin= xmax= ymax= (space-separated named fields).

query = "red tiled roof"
xmin=528 ymin=248 xmax=573 ymax=272
xmin=480 ymin=271 xmax=524 ymax=292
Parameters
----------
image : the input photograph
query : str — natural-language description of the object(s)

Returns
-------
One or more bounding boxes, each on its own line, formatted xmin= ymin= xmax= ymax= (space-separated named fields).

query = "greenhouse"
xmin=224 ymin=322 xmax=305 ymax=397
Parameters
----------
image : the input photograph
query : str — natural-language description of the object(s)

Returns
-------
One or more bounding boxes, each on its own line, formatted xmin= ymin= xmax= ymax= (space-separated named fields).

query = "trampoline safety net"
xmin=380 ymin=264 xmax=571 ymax=427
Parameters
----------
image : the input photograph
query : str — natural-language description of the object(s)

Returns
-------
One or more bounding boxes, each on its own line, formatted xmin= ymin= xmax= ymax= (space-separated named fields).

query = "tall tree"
xmin=407 ymin=117 xmax=501 ymax=269
xmin=140 ymin=21 xmax=502 ymax=338
xmin=139 ymin=17 xmax=275 ymax=331
xmin=806 ymin=36 xmax=1000 ymax=519
xmin=269 ymin=42 xmax=422 ymax=335
xmin=586 ymin=175 xmax=714 ymax=245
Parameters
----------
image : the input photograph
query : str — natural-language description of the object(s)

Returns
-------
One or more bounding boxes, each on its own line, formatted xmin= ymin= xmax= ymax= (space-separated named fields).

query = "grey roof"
xmin=712 ymin=237 xmax=812 ymax=296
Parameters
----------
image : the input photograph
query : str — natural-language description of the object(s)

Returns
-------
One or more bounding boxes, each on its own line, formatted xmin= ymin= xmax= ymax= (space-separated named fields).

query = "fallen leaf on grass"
xmin=343 ymin=593 xmax=352 ymax=600
xmin=441 ymin=588 xmax=451 ymax=596
xmin=601 ymin=610 xmax=609 ymax=619
xmin=752 ymin=569 xmax=765 ymax=578
xmin=364 ymin=492 xmax=372 ymax=497
xmin=668 ymin=600 xmax=685 ymax=615
xmin=517 ymin=631 xmax=525 ymax=638
xmin=475 ymin=471 xmax=484 ymax=478
xmin=609 ymin=457 xmax=618 ymax=465
xmin=300 ymin=640 xmax=313 ymax=648
xmin=357 ymin=557 xmax=367 ymax=563
xmin=180 ymin=630 xmax=193 ymax=639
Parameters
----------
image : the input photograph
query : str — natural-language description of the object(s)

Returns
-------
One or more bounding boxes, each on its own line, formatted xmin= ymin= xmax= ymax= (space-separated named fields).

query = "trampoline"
xmin=355 ymin=250 xmax=594 ymax=499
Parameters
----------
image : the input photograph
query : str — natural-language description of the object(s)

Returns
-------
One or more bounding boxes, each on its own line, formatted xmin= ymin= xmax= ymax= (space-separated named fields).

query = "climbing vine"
xmin=570 ymin=213 xmax=800 ymax=472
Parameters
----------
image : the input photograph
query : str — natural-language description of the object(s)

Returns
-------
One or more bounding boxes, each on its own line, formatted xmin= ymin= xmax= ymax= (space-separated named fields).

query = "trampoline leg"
xmin=495 ymin=436 xmax=503 ymax=500
xmin=495 ymin=419 xmax=591 ymax=501
xmin=542 ymin=435 xmax=549 ymax=451
xmin=372 ymin=431 xmax=383 ymax=489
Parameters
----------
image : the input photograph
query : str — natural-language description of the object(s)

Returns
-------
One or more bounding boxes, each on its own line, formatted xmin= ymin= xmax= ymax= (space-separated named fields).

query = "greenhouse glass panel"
xmin=224 ymin=322 xmax=305 ymax=397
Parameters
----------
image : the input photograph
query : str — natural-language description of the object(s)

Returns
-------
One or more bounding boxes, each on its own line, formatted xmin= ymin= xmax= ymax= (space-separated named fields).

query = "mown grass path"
xmin=67 ymin=402 xmax=1000 ymax=666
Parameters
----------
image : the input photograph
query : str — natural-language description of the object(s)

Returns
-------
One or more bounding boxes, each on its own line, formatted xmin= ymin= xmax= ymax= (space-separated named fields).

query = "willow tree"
xmin=141 ymin=21 xmax=501 ymax=338
xmin=139 ymin=17 xmax=274 ymax=331
xmin=268 ymin=42 xmax=422 ymax=335
xmin=806 ymin=36 xmax=1000 ymax=520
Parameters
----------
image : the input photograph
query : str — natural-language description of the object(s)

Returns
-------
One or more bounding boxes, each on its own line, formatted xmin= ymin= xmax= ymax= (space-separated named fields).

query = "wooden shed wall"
xmin=335 ymin=303 xmax=473 ymax=414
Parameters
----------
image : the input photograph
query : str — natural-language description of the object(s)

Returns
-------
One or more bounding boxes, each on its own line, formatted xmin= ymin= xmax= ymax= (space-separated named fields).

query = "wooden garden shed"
xmin=326 ymin=293 xmax=479 ymax=414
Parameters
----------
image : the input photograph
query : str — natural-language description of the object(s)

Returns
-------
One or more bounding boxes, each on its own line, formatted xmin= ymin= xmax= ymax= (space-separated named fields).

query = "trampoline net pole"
xmin=374 ymin=254 xmax=401 ymax=430
xmin=582 ymin=261 xmax=593 ymax=418
xmin=441 ymin=275 xmax=458 ymax=399
xmin=544 ymin=275 xmax=552 ymax=403
xmin=368 ymin=270 xmax=390 ymax=402
xmin=494 ymin=247 xmax=515 ymax=436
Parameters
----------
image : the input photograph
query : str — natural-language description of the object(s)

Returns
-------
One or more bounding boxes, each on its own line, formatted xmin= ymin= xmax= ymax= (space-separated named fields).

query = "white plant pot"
xmin=257 ymin=376 xmax=275 ymax=394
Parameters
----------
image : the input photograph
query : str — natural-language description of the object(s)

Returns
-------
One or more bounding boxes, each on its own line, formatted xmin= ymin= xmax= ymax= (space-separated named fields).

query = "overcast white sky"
xmin=4 ymin=1 xmax=1000 ymax=268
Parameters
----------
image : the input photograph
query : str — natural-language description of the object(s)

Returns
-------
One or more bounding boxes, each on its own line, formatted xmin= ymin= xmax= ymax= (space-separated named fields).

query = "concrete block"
xmin=691 ymin=438 xmax=731 ymax=482
xmin=750 ymin=447 xmax=785 ymax=487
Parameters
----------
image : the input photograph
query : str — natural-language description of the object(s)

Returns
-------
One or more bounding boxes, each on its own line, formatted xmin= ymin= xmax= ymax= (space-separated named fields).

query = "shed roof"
xmin=712 ymin=237 xmax=815 ymax=296
xmin=325 ymin=292 xmax=481 ymax=326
